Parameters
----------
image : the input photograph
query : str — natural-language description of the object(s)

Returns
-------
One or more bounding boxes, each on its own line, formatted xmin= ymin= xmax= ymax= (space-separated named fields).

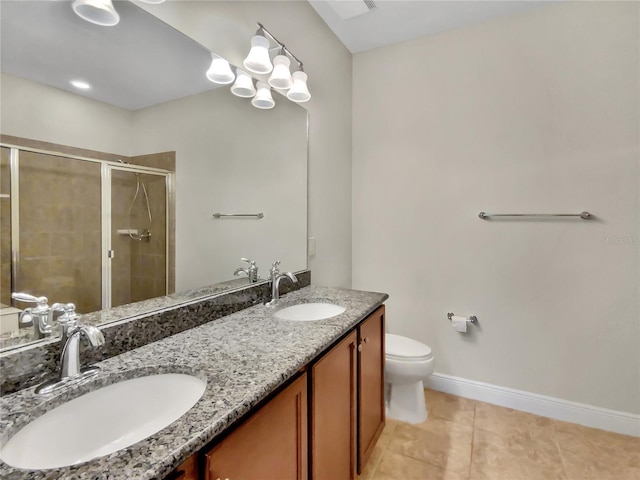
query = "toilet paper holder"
xmin=447 ymin=312 xmax=478 ymax=324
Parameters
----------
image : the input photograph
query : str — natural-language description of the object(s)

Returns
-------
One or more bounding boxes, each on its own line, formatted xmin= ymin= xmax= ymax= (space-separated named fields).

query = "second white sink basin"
xmin=0 ymin=373 xmax=206 ymax=470
xmin=274 ymin=303 xmax=346 ymax=321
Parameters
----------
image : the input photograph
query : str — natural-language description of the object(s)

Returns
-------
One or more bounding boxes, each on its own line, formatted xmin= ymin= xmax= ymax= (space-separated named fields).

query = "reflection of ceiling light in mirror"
xmin=206 ymin=53 xmax=235 ymax=85
xmin=71 ymin=0 xmax=120 ymax=26
xmin=287 ymin=71 xmax=311 ymax=103
xmin=70 ymin=80 xmax=91 ymax=90
xmin=268 ymin=54 xmax=293 ymax=90
xmin=251 ymin=82 xmax=275 ymax=109
xmin=230 ymin=69 xmax=256 ymax=98
xmin=243 ymin=34 xmax=273 ymax=74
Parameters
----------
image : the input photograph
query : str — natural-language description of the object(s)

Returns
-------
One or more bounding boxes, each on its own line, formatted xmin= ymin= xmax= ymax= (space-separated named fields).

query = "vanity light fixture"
xmin=71 ymin=0 xmax=120 ymax=26
xmin=242 ymin=23 xmax=311 ymax=103
xmin=70 ymin=80 xmax=91 ymax=90
xmin=206 ymin=53 xmax=235 ymax=85
xmin=230 ymin=69 xmax=257 ymax=98
xmin=251 ymin=82 xmax=275 ymax=109
xmin=287 ymin=67 xmax=311 ymax=103
xmin=243 ymin=28 xmax=273 ymax=74
xmin=138 ymin=0 xmax=166 ymax=3
xmin=268 ymin=50 xmax=293 ymax=90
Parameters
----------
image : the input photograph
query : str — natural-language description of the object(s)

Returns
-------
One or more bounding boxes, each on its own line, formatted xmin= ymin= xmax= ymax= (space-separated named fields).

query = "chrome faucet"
xmin=266 ymin=261 xmax=298 ymax=305
xmin=234 ymin=257 xmax=260 ymax=283
xmin=35 ymin=303 xmax=105 ymax=395
xmin=11 ymin=292 xmax=65 ymax=339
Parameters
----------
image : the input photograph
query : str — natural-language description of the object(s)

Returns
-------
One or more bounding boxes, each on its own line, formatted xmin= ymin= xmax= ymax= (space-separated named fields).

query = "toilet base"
xmin=385 ymin=380 xmax=427 ymax=424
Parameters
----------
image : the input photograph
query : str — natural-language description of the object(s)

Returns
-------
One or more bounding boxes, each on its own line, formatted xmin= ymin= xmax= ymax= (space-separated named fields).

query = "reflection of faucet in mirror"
xmin=234 ymin=258 xmax=260 ymax=283
xmin=11 ymin=292 xmax=65 ymax=339
xmin=266 ymin=261 xmax=298 ymax=305
xmin=35 ymin=303 xmax=105 ymax=395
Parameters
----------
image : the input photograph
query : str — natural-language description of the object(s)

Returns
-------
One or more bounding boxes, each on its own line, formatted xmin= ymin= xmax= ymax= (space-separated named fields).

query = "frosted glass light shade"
xmin=243 ymin=35 xmax=273 ymax=74
xmin=230 ymin=70 xmax=256 ymax=98
xmin=287 ymin=71 xmax=311 ymax=103
xmin=206 ymin=54 xmax=235 ymax=85
xmin=252 ymin=82 xmax=275 ymax=109
xmin=72 ymin=0 xmax=120 ymax=26
xmin=268 ymin=55 xmax=293 ymax=89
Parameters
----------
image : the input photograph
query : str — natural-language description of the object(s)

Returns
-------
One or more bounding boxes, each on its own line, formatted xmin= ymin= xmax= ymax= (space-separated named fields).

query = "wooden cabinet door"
xmin=357 ymin=306 xmax=385 ymax=474
xmin=204 ymin=373 xmax=307 ymax=480
xmin=165 ymin=454 xmax=198 ymax=480
xmin=311 ymin=330 xmax=357 ymax=480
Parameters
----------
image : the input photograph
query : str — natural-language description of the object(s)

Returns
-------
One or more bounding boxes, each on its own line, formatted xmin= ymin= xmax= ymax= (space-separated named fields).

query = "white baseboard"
xmin=426 ymin=372 xmax=640 ymax=437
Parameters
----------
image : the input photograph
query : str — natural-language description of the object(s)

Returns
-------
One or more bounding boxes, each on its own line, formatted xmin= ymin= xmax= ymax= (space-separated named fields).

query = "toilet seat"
xmin=386 ymin=334 xmax=432 ymax=362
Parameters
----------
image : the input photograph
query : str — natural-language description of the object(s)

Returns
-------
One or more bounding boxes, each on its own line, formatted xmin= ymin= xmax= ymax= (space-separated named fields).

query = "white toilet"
xmin=385 ymin=333 xmax=434 ymax=424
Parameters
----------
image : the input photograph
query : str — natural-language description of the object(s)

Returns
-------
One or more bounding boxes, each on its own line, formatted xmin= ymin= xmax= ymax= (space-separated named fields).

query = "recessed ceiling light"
xmin=71 ymin=80 xmax=91 ymax=90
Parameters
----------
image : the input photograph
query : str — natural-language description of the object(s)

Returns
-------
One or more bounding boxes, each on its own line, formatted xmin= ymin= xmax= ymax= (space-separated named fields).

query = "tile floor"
xmin=358 ymin=389 xmax=640 ymax=480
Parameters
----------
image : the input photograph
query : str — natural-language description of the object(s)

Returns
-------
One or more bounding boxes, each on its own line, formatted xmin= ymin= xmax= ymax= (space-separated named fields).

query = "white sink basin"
xmin=0 ymin=373 xmax=206 ymax=470
xmin=274 ymin=303 xmax=346 ymax=321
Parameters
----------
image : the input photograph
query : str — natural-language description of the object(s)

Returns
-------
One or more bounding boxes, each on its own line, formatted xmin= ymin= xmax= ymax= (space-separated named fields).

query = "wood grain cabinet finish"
xmin=204 ymin=373 xmax=308 ymax=480
xmin=357 ymin=306 xmax=385 ymax=474
xmin=310 ymin=330 xmax=358 ymax=480
xmin=165 ymin=454 xmax=198 ymax=480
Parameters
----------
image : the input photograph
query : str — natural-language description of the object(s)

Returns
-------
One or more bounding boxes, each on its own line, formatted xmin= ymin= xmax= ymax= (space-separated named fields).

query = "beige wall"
xmin=352 ymin=2 xmax=639 ymax=413
xmin=137 ymin=0 xmax=353 ymax=288
xmin=0 ymin=73 xmax=133 ymax=156
xmin=131 ymin=87 xmax=308 ymax=291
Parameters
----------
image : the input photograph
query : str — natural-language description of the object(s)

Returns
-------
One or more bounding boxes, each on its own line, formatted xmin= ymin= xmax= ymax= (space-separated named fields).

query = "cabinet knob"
xmin=363 ymin=337 xmax=368 ymax=344
xmin=358 ymin=344 xmax=363 ymax=352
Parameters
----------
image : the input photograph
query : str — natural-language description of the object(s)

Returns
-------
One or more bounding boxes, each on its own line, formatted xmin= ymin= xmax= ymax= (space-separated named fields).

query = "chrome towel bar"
xmin=212 ymin=213 xmax=264 ymax=219
xmin=478 ymin=211 xmax=591 ymax=220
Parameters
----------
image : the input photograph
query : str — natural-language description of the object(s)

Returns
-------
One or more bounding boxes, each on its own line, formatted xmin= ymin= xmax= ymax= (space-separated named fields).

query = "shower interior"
xmin=0 ymin=145 xmax=171 ymax=330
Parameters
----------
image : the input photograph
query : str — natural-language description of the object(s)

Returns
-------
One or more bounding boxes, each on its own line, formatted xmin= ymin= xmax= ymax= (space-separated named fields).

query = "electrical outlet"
xmin=308 ymin=237 xmax=316 ymax=256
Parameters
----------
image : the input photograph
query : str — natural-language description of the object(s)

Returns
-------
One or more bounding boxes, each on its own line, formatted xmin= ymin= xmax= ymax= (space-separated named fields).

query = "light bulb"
xmin=206 ymin=54 xmax=235 ymax=85
xmin=243 ymin=35 xmax=273 ymax=74
xmin=268 ymin=55 xmax=293 ymax=90
xmin=230 ymin=69 xmax=256 ymax=98
xmin=71 ymin=0 xmax=120 ymax=26
xmin=252 ymin=82 xmax=275 ymax=109
xmin=287 ymin=71 xmax=311 ymax=103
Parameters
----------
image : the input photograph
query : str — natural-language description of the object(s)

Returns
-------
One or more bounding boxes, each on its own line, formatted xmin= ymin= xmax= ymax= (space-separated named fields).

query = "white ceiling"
xmin=308 ymin=0 xmax=554 ymax=53
xmin=0 ymin=0 xmax=221 ymax=111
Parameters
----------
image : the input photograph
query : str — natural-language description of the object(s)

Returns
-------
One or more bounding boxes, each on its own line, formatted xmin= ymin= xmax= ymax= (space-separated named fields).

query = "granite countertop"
xmin=0 ymin=285 xmax=388 ymax=480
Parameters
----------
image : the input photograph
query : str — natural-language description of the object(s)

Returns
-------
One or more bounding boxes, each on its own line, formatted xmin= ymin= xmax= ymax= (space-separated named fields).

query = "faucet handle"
xmin=12 ymin=292 xmax=49 ymax=311
xmin=240 ymin=257 xmax=254 ymax=265
xmin=58 ymin=303 xmax=78 ymax=327
xmin=270 ymin=260 xmax=281 ymax=276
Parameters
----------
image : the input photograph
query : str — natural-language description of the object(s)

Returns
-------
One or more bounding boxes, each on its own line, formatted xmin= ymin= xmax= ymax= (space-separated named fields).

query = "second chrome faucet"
xmin=267 ymin=260 xmax=297 ymax=306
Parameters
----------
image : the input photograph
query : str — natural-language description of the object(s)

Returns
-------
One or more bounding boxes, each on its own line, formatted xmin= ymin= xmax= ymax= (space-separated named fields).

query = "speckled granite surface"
xmin=0 ymin=285 xmax=387 ymax=480
xmin=0 ymin=271 xmax=310 ymax=395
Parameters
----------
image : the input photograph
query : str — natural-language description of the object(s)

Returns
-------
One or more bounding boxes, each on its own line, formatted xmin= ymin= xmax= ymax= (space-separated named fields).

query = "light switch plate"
xmin=308 ymin=237 xmax=316 ymax=256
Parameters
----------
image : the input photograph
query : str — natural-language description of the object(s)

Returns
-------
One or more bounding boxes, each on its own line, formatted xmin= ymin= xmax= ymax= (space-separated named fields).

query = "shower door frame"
xmin=102 ymin=164 xmax=172 ymax=310
xmin=1 ymin=142 xmax=173 ymax=311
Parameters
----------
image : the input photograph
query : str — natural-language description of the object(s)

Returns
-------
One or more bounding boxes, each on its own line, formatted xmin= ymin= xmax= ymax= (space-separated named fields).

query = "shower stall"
xmin=0 ymin=144 xmax=172 ymax=315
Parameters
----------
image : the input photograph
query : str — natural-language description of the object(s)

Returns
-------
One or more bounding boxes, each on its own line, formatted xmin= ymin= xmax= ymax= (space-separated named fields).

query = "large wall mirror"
xmin=0 ymin=0 xmax=308 ymax=351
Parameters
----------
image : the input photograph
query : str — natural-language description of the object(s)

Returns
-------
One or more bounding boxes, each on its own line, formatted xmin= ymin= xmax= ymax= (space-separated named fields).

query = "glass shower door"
xmin=109 ymin=167 xmax=167 ymax=308
xmin=13 ymin=150 xmax=102 ymax=314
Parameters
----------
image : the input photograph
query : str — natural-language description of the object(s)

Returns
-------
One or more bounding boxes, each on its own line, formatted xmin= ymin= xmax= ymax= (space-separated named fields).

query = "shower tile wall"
xmin=111 ymin=170 xmax=167 ymax=307
xmin=131 ymin=151 xmax=175 ymax=295
xmin=17 ymin=151 xmax=101 ymax=313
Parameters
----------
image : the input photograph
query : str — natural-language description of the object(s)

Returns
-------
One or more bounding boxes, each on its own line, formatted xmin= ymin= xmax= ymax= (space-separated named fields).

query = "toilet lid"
xmin=385 ymin=334 xmax=432 ymax=361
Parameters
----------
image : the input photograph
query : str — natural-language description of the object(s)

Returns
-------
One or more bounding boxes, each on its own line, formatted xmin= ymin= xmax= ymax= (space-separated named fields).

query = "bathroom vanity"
xmin=0 ymin=286 xmax=387 ymax=480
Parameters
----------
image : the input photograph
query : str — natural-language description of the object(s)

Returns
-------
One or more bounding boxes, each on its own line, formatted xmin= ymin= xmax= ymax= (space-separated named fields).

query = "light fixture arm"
xmin=257 ymin=22 xmax=304 ymax=71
